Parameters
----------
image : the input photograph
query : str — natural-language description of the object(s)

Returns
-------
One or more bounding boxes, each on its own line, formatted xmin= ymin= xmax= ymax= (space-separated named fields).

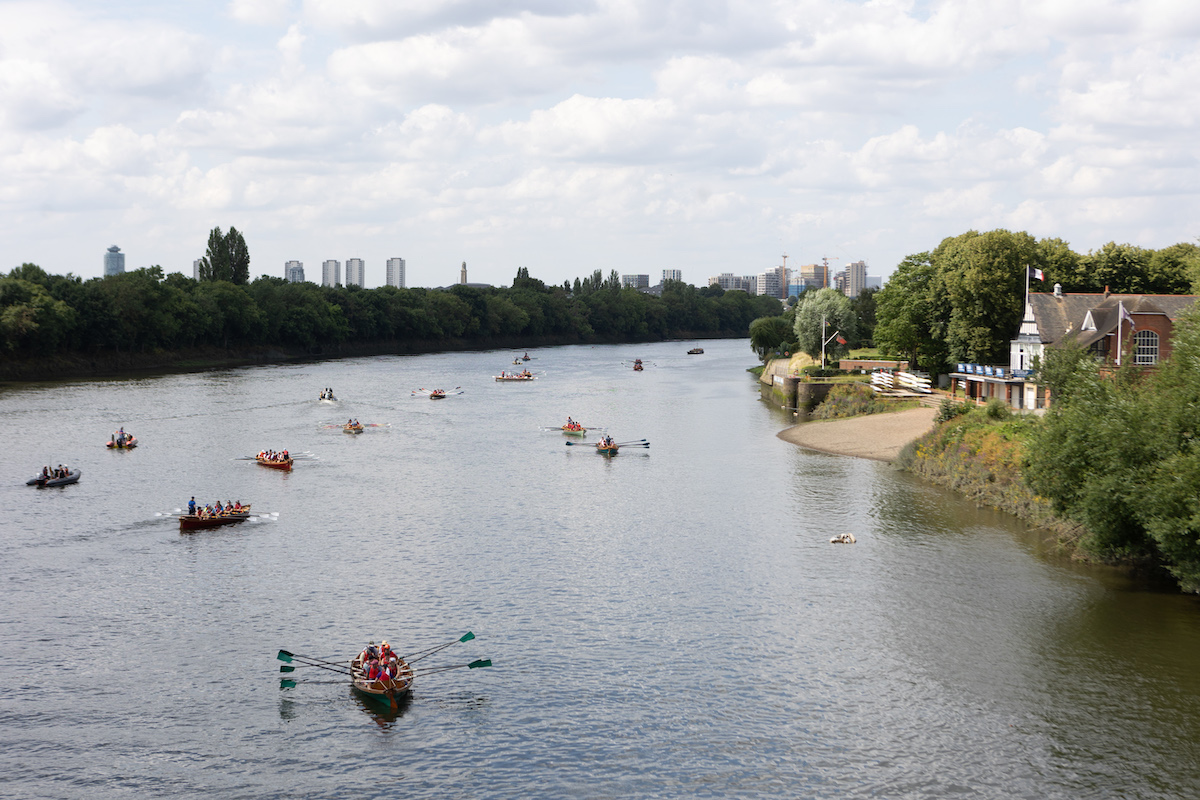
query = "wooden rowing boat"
xmin=561 ymin=425 xmax=587 ymax=436
xmin=26 ymin=469 xmax=81 ymax=487
xmin=256 ymin=456 xmax=293 ymax=471
xmin=178 ymin=508 xmax=252 ymax=530
xmin=343 ymin=424 xmax=364 ymax=434
xmin=429 ymin=390 xmax=446 ymax=399
xmin=351 ymin=655 xmax=414 ymax=711
xmin=687 ymin=347 xmax=704 ymax=354
xmin=595 ymin=444 xmax=619 ymax=456
xmin=495 ymin=374 xmax=536 ymax=381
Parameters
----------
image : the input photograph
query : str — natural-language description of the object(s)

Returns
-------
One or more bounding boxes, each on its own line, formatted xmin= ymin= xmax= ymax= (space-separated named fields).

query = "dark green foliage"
xmin=199 ymin=227 xmax=250 ymax=284
xmin=1025 ymin=307 xmax=1200 ymax=589
xmin=0 ymin=262 xmax=773 ymax=361
xmin=984 ymin=398 xmax=1010 ymax=420
xmin=934 ymin=398 xmax=973 ymax=423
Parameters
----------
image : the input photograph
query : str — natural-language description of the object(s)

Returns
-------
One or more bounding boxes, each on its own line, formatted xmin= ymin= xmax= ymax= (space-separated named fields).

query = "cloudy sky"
xmin=2 ymin=0 xmax=1198 ymax=289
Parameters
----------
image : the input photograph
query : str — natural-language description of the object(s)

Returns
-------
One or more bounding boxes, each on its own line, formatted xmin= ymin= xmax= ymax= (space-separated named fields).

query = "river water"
xmin=2 ymin=338 xmax=1199 ymax=799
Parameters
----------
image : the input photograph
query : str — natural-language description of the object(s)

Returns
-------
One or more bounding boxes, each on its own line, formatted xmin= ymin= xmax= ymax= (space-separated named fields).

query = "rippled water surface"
xmin=2 ymin=339 xmax=1199 ymax=799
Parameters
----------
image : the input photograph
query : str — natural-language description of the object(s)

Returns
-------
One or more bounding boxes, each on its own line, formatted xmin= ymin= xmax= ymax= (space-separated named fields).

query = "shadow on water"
xmin=351 ymin=689 xmax=412 ymax=729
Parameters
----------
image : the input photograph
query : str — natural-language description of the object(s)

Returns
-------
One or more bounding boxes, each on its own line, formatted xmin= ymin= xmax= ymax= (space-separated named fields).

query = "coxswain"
xmin=188 ymin=497 xmax=196 ymax=515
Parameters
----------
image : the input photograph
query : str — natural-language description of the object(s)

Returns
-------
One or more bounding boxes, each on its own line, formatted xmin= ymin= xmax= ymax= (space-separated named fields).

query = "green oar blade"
xmin=280 ymin=665 xmax=295 ymax=673
xmin=277 ymin=649 xmax=294 ymax=663
xmin=280 ymin=679 xmax=297 ymax=689
xmin=459 ymin=632 xmax=475 ymax=643
xmin=468 ymin=659 xmax=492 ymax=669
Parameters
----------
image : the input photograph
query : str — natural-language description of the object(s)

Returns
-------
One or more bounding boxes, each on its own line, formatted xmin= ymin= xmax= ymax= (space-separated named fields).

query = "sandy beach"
xmin=777 ymin=406 xmax=938 ymax=462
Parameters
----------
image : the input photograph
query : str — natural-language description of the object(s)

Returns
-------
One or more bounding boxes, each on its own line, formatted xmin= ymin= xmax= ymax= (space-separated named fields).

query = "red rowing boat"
xmin=256 ymin=456 xmax=293 ymax=471
xmin=179 ymin=507 xmax=252 ymax=530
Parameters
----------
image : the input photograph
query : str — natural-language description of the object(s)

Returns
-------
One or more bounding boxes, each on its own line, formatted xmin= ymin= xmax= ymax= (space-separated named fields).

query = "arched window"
xmin=1134 ymin=330 xmax=1159 ymax=365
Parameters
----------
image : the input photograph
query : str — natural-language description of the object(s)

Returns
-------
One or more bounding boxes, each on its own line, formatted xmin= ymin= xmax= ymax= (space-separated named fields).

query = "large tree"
xmin=873 ymin=252 xmax=948 ymax=372
xmin=935 ymin=229 xmax=1039 ymax=364
xmin=198 ymin=226 xmax=250 ymax=284
xmin=793 ymin=287 xmax=856 ymax=365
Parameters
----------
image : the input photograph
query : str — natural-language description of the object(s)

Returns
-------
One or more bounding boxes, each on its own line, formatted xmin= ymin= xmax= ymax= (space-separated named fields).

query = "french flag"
xmin=1028 ymin=266 xmax=1044 ymax=281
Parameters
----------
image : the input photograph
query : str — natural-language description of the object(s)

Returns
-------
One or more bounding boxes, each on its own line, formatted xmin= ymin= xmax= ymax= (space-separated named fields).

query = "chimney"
xmin=1053 ymin=283 xmax=1062 ymax=297
xmin=1104 ymin=285 xmax=1110 ymax=298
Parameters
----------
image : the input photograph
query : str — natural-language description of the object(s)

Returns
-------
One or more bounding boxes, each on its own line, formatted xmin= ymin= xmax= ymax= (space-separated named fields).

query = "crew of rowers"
xmin=186 ymin=497 xmax=246 ymax=518
xmin=499 ymin=369 xmax=534 ymax=378
xmin=40 ymin=464 xmax=71 ymax=480
xmin=564 ymin=416 xmax=583 ymax=431
xmin=345 ymin=418 xmax=361 ymax=427
xmin=357 ymin=640 xmax=405 ymax=683
xmin=319 ymin=388 xmax=336 ymax=400
xmin=257 ymin=449 xmax=289 ymax=462
xmin=597 ymin=435 xmax=617 ymax=449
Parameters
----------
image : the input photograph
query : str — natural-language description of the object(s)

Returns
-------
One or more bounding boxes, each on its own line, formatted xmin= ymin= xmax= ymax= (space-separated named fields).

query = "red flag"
xmin=836 ymin=336 xmax=847 ymax=345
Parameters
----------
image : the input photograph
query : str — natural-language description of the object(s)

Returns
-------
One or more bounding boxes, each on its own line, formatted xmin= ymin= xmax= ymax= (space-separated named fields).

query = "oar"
xmin=277 ymin=649 xmax=352 ymax=670
xmin=613 ymin=440 xmax=648 ymax=446
xmin=401 ymin=631 xmax=475 ymax=664
xmin=280 ymin=678 xmax=347 ymax=688
xmin=410 ymin=659 xmax=493 ymax=676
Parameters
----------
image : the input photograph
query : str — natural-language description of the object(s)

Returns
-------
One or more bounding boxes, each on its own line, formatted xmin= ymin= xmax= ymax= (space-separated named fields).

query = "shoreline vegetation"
xmin=0 ymin=263 xmax=782 ymax=382
xmin=780 ymin=386 xmax=1179 ymax=588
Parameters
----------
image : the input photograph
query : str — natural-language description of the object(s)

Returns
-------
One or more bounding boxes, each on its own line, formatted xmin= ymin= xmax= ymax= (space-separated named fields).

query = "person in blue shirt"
xmin=188 ymin=497 xmax=196 ymax=515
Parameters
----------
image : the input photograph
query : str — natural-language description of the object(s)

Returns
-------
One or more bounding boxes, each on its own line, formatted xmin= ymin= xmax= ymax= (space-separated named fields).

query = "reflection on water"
xmin=2 ymin=339 xmax=1200 ymax=799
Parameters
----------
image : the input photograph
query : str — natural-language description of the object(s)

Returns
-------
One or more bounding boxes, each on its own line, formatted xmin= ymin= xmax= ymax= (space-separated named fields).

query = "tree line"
xmin=873 ymin=231 xmax=1200 ymax=374
xmin=0 ymin=263 xmax=783 ymax=358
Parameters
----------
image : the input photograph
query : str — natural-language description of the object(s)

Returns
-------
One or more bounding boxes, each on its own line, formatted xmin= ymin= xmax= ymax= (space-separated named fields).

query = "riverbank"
xmin=776 ymin=406 xmax=938 ymax=462
xmin=0 ymin=331 xmax=735 ymax=383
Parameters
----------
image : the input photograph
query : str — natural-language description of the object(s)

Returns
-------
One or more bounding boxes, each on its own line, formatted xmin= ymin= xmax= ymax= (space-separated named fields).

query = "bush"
xmin=811 ymin=383 xmax=916 ymax=419
xmin=985 ymin=398 xmax=1011 ymax=420
xmin=935 ymin=398 xmax=973 ymax=423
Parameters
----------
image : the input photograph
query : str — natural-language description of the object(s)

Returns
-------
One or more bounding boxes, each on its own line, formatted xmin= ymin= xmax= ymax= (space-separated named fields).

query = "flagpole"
xmin=821 ymin=314 xmax=826 ymax=369
xmin=1024 ymin=264 xmax=1030 ymax=320
xmin=1116 ymin=301 xmax=1123 ymax=366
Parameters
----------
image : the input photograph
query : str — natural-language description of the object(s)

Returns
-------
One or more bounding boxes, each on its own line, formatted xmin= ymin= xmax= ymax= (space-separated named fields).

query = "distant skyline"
xmin=3 ymin=1 xmax=1199 ymax=289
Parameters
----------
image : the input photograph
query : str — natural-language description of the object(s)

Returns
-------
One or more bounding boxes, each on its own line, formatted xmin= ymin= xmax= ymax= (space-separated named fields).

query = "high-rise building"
xmin=844 ymin=260 xmax=867 ymax=298
xmin=460 ymin=262 xmax=467 ymax=285
xmin=285 ymin=260 xmax=305 ymax=283
xmin=663 ymin=269 xmax=682 ymax=284
xmin=709 ymin=273 xmax=755 ymax=292
xmin=622 ymin=274 xmax=650 ymax=289
xmin=322 ymin=260 xmax=341 ymax=287
xmin=799 ymin=263 xmax=827 ymax=291
xmin=386 ymin=257 xmax=406 ymax=289
xmin=193 ymin=259 xmax=202 ymax=281
xmin=345 ymin=258 xmax=365 ymax=287
xmin=756 ymin=265 xmax=787 ymax=299
xmin=104 ymin=245 xmax=125 ymax=276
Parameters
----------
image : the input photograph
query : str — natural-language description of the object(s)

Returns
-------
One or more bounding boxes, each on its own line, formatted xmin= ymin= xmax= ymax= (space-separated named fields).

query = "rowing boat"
xmin=687 ymin=347 xmax=704 ymax=354
xmin=595 ymin=444 xmax=619 ymax=456
xmin=561 ymin=425 xmax=587 ymax=436
xmin=178 ymin=507 xmax=252 ymax=530
xmin=351 ymin=655 xmax=414 ymax=711
xmin=495 ymin=374 xmax=536 ymax=381
xmin=343 ymin=424 xmax=364 ymax=434
xmin=26 ymin=469 xmax=81 ymax=487
xmin=256 ymin=456 xmax=293 ymax=471
xmin=429 ymin=390 xmax=446 ymax=399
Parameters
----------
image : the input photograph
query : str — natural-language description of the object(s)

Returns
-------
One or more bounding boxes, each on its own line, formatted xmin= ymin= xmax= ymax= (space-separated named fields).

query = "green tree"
xmin=874 ymin=252 xmax=948 ymax=371
xmin=793 ymin=288 xmax=856 ymax=364
xmin=935 ymin=229 xmax=1038 ymax=364
xmin=749 ymin=315 xmax=793 ymax=361
xmin=199 ymin=226 xmax=250 ymax=284
xmin=1076 ymin=242 xmax=1152 ymax=294
xmin=850 ymin=286 xmax=878 ymax=347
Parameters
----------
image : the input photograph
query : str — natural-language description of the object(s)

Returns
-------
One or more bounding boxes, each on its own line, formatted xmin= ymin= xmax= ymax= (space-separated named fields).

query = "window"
xmin=1134 ymin=330 xmax=1159 ymax=365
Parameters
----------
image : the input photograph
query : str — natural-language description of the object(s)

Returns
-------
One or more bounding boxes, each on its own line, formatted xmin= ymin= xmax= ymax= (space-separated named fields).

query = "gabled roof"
xmin=1028 ymin=293 xmax=1197 ymax=348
